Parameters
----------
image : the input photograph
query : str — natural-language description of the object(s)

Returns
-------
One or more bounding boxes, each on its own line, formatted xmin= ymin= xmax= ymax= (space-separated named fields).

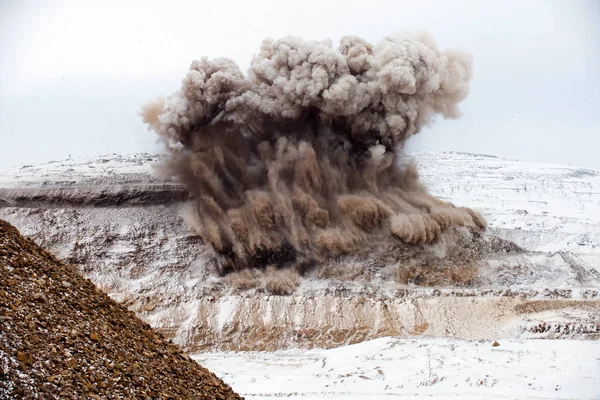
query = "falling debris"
xmin=142 ymin=32 xmax=486 ymax=274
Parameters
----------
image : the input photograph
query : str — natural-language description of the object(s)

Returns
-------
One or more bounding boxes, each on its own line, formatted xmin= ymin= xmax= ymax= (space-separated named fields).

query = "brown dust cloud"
xmin=141 ymin=32 xmax=487 ymax=276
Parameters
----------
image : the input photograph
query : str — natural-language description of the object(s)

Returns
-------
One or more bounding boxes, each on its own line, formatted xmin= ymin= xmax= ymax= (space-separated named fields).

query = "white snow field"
xmin=415 ymin=152 xmax=600 ymax=259
xmin=193 ymin=337 xmax=600 ymax=399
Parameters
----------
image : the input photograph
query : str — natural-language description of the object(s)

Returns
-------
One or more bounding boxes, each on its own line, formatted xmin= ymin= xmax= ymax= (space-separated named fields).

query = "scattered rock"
xmin=17 ymin=351 xmax=27 ymax=362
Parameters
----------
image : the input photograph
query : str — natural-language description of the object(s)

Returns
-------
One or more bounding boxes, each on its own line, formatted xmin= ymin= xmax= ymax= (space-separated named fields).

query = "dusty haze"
xmin=142 ymin=33 xmax=486 ymax=275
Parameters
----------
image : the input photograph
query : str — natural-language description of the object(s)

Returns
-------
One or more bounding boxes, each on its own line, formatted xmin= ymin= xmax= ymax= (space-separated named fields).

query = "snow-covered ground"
xmin=194 ymin=337 xmax=600 ymax=399
xmin=416 ymin=152 xmax=600 ymax=257
xmin=0 ymin=153 xmax=159 ymax=188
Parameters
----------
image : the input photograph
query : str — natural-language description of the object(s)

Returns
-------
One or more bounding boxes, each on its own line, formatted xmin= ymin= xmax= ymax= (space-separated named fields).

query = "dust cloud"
xmin=142 ymin=32 xmax=486 ymax=275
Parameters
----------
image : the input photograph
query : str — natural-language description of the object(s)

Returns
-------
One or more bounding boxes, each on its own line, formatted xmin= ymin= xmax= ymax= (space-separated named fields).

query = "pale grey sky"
xmin=1 ymin=0 xmax=599 ymax=169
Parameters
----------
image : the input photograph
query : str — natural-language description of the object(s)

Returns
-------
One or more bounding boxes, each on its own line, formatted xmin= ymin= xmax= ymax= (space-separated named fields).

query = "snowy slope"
xmin=416 ymin=152 xmax=600 ymax=256
xmin=0 ymin=153 xmax=159 ymax=189
xmin=193 ymin=337 xmax=600 ymax=399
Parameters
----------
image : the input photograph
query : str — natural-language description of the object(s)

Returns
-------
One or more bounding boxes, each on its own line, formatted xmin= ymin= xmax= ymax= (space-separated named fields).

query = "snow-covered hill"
xmin=0 ymin=152 xmax=599 ymax=353
xmin=416 ymin=152 xmax=600 ymax=258
xmin=0 ymin=153 xmax=159 ymax=189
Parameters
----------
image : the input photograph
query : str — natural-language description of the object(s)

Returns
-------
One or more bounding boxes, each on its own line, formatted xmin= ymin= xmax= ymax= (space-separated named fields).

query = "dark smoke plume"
xmin=142 ymin=32 xmax=486 ymax=275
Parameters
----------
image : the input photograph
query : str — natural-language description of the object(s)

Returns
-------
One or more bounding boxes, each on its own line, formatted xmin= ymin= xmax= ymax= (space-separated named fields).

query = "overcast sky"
xmin=1 ymin=0 xmax=599 ymax=169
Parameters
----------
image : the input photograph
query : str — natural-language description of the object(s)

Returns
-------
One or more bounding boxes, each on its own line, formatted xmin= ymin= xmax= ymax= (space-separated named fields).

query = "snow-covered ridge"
xmin=414 ymin=152 xmax=600 ymax=256
xmin=0 ymin=153 xmax=186 ymax=207
xmin=0 ymin=153 xmax=159 ymax=189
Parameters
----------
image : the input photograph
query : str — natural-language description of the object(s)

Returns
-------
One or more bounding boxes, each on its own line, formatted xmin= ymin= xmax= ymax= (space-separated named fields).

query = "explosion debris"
xmin=142 ymin=32 xmax=486 ymax=275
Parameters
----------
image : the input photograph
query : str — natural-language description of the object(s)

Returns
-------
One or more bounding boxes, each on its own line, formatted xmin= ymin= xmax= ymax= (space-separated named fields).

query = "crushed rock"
xmin=0 ymin=219 xmax=243 ymax=399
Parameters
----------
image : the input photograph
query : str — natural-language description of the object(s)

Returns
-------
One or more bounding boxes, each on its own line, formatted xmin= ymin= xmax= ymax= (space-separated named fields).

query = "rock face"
xmin=1 ymin=153 xmax=599 ymax=352
xmin=0 ymin=219 xmax=243 ymax=399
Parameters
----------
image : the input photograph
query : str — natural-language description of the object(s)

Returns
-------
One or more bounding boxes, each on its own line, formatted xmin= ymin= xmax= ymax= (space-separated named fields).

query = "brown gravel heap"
xmin=0 ymin=219 xmax=243 ymax=399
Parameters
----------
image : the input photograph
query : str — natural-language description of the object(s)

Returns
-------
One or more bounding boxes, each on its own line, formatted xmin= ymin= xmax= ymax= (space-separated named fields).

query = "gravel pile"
xmin=0 ymin=219 xmax=243 ymax=399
